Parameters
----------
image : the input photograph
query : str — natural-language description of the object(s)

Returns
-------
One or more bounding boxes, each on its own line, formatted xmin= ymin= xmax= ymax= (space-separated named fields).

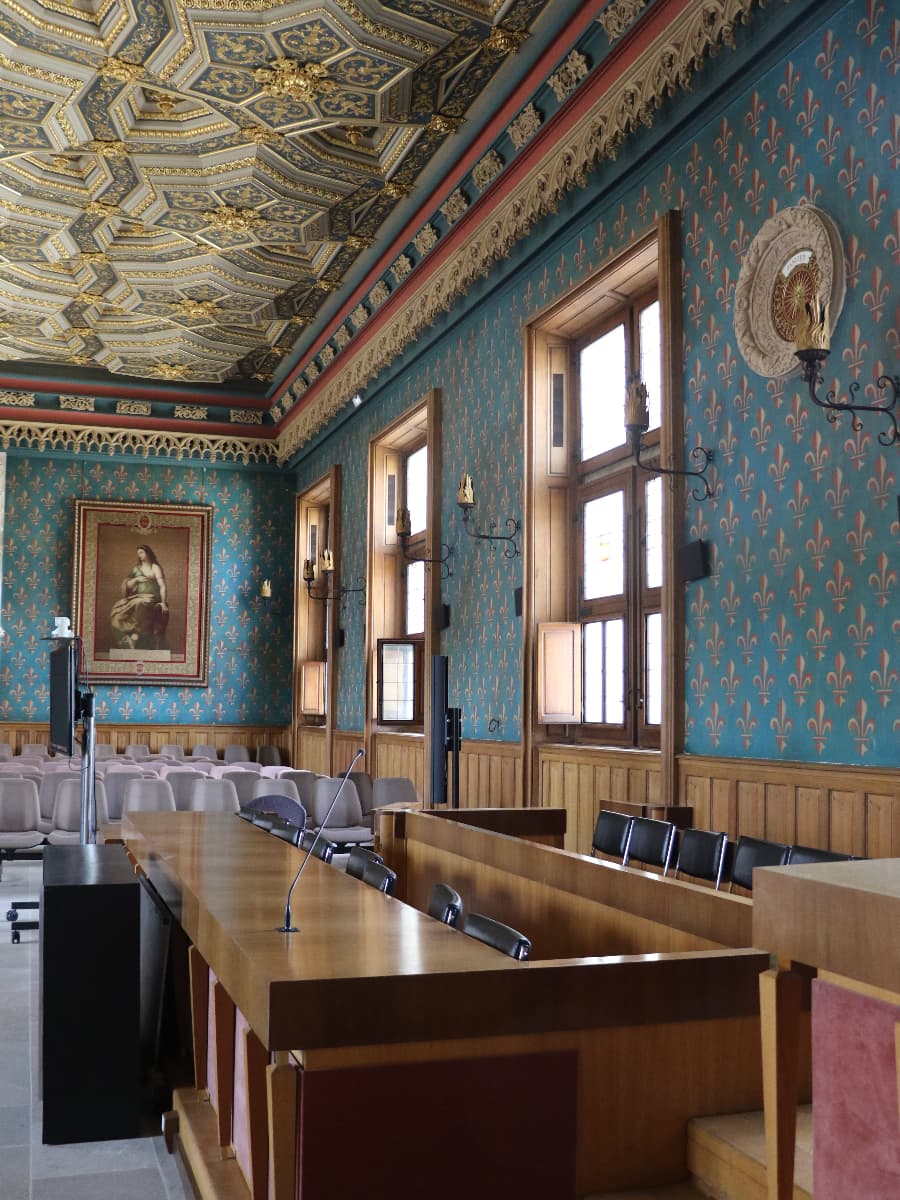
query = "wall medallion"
xmin=734 ymin=205 xmax=845 ymax=377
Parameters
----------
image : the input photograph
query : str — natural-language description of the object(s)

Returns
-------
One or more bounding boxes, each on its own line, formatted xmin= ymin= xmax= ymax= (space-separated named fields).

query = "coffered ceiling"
xmin=0 ymin=0 xmax=558 ymax=395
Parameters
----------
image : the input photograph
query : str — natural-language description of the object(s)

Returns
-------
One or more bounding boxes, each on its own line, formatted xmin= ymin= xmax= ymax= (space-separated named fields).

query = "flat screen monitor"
xmin=49 ymin=641 xmax=79 ymax=757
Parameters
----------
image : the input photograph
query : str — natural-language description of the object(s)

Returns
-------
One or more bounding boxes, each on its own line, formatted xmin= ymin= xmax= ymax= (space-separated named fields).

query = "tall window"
xmin=575 ymin=296 xmax=661 ymax=748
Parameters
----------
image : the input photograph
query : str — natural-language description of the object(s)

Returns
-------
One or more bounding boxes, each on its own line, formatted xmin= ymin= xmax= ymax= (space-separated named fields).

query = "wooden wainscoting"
xmin=371 ymin=732 xmax=424 ymax=799
xmin=454 ymin=739 xmax=523 ymax=808
xmin=678 ymin=755 xmax=900 ymax=859
xmin=333 ymin=731 xmax=365 ymax=773
xmin=295 ymin=726 xmax=328 ymax=774
xmin=0 ymin=722 xmax=290 ymax=762
xmin=536 ymin=744 xmax=662 ymax=855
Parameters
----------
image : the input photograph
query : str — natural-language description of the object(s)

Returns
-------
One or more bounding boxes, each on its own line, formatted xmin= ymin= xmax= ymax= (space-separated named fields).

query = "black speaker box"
xmin=677 ymin=539 xmax=710 ymax=583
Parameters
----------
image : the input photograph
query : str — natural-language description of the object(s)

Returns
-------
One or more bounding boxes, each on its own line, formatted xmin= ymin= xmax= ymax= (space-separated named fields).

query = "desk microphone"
xmin=277 ymin=747 xmax=364 ymax=933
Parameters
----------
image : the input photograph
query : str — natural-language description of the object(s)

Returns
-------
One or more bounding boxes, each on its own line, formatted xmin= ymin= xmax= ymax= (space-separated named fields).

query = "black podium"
xmin=41 ymin=844 xmax=141 ymax=1143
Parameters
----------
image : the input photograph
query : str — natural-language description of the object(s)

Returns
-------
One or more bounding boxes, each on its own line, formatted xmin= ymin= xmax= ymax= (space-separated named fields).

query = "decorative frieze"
xmin=440 ymin=189 xmax=469 ymax=225
xmin=391 ymin=254 xmax=413 ymax=283
xmin=333 ymin=325 xmax=351 ymax=349
xmin=507 ymin=103 xmax=542 ymax=150
xmin=115 ymin=400 xmax=150 ymax=416
xmin=60 ymin=396 xmax=95 ymax=412
xmin=229 ymin=409 xmax=262 ymax=425
xmin=0 ymin=391 xmax=36 ymax=407
xmin=548 ymin=50 xmax=589 ymax=101
xmin=473 ymin=150 xmax=504 ymax=192
xmin=319 ymin=344 xmax=335 ymax=366
xmin=413 ymin=224 xmax=438 ymax=256
xmin=368 ymin=280 xmax=390 ymax=308
xmin=173 ymin=405 xmax=208 ymax=420
xmin=0 ymin=419 xmax=277 ymax=463
xmin=598 ymin=0 xmax=648 ymax=43
xmin=350 ymin=304 xmax=369 ymax=329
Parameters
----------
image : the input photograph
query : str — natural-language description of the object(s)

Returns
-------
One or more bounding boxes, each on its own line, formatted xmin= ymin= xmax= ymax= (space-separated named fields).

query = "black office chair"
xmin=623 ymin=816 xmax=677 ymax=873
xmin=428 ymin=883 xmax=463 ymax=927
xmin=269 ymin=819 xmax=303 ymax=847
xmin=243 ymin=794 xmax=307 ymax=831
xmin=251 ymin=812 xmax=276 ymax=831
xmin=463 ymin=912 xmax=531 ymax=961
xmin=301 ymin=829 xmax=337 ymax=865
xmin=360 ymin=858 xmax=397 ymax=896
xmin=672 ymin=828 xmax=729 ymax=890
xmin=591 ymin=810 xmax=634 ymax=861
xmin=728 ymin=835 xmax=790 ymax=892
xmin=787 ymin=843 xmax=854 ymax=865
xmin=346 ymin=846 xmax=383 ymax=880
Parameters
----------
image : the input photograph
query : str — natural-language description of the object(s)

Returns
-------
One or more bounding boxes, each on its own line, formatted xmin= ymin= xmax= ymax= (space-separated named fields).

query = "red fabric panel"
xmin=812 ymin=978 xmax=900 ymax=1199
xmin=296 ymin=1050 xmax=577 ymax=1200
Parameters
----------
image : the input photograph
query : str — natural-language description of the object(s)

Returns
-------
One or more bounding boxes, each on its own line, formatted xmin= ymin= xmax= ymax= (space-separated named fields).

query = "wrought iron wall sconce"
xmin=395 ymin=507 xmax=453 ymax=578
xmin=260 ymin=578 xmax=272 ymax=612
xmin=455 ymin=474 xmax=521 ymax=557
xmin=303 ymin=550 xmax=366 ymax=605
xmin=794 ymin=296 xmax=898 ymax=447
xmin=624 ymin=377 xmax=713 ymax=501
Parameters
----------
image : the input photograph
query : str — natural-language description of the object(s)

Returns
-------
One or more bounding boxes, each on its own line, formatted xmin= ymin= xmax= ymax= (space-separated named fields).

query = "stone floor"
xmin=0 ymin=858 xmax=193 ymax=1200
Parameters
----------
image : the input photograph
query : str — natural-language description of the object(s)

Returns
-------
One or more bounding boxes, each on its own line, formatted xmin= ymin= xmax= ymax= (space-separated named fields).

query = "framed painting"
xmin=72 ymin=500 xmax=213 ymax=686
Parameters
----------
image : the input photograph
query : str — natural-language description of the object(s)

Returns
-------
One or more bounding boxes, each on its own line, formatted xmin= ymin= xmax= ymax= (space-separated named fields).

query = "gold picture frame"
xmin=72 ymin=500 xmax=213 ymax=686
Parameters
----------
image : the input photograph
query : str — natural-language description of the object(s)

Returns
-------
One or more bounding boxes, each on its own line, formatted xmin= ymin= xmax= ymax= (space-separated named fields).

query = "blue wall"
xmin=295 ymin=0 xmax=899 ymax=765
xmin=1 ymin=454 xmax=294 ymax=725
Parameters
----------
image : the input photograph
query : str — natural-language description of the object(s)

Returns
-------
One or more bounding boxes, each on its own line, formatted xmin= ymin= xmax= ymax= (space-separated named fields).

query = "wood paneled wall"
xmin=372 ymin=732 xmax=424 ymax=800
xmin=537 ymin=745 xmax=662 ymax=854
xmin=333 ymin=730 xmax=365 ymax=774
xmin=678 ymin=755 xmax=900 ymax=860
xmin=0 ymin=722 xmax=290 ymax=761
xmin=454 ymin=739 xmax=522 ymax=808
xmin=295 ymin=726 xmax=328 ymax=774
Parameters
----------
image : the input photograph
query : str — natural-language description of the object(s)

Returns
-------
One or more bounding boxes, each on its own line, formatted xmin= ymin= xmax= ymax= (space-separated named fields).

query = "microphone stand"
xmin=277 ymin=747 xmax=365 ymax=933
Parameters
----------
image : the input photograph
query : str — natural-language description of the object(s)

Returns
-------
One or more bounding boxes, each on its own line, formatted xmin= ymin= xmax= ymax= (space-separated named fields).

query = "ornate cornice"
xmin=0 ymin=420 xmax=278 ymax=464
xmin=275 ymin=0 xmax=759 ymax=463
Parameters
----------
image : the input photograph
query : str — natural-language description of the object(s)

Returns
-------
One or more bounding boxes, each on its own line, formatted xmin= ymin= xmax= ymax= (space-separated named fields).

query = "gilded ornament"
xmin=382 ymin=180 xmax=412 ymax=200
xmin=368 ymin=280 xmax=389 ymax=308
xmin=173 ymin=405 xmax=208 ymax=420
xmin=99 ymin=59 xmax=144 ymax=83
xmin=229 ymin=409 xmax=262 ymax=424
xmin=483 ymin=28 xmax=527 ymax=56
xmin=88 ymin=140 xmax=129 ymax=159
xmin=59 ymin=395 xmax=94 ymax=411
xmin=204 ymin=207 xmax=261 ymax=236
xmin=350 ymin=304 xmax=368 ymax=329
xmin=0 ymin=392 xmax=36 ymax=407
xmin=440 ymin=190 xmax=469 ymax=225
xmin=115 ymin=400 xmax=151 ymax=416
xmin=253 ymin=59 xmax=336 ymax=104
xmin=172 ymin=298 xmax=220 ymax=320
xmin=320 ymin=345 xmax=335 ymax=365
xmin=346 ymin=234 xmax=373 ymax=249
xmin=426 ymin=114 xmax=463 ymax=136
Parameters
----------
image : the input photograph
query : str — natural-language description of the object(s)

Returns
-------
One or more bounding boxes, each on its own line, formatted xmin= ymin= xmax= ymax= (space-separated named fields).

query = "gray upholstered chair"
xmin=224 ymin=745 xmax=251 ymax=764
xmin=101 ymin=766 xmax=145 ymax=821
xmin=122 ymin=777 xmax=176 ymax=814
xmin=309 ymin=776 xmax=373 ymax=848
xmin=124 ymin=743 xmax=150 ymax=761
xmin=0 ymin=778 xmax=44 ymax=880
xmin=256 ymin=745 xmax=282 ymax=767
xmin=222 ymin=769 xmax=262 ymax=808
xmin=191 ymin=744 xmax=218 ymax=762
xmin=371 ymin=776 xmax=418 ymax=810
xmin=186 ymin=776 xmax=239 ymax=813
xmin=252 ymin=776 xmax=301 ymax=803
xmin=159 ymin=743 xmax=184 ymax=760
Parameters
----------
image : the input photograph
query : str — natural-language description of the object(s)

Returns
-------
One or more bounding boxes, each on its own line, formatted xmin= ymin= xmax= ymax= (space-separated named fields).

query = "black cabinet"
xmin=41 ymin=844 xmax=141 ymax=1144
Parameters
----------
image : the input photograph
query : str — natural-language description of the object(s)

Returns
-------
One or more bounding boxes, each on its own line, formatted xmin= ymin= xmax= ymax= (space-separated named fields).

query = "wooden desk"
xmin=125 ymin=811 xmax=769 ymax=1200
xmin=753 ymin=859 xmax=900 ymax=1199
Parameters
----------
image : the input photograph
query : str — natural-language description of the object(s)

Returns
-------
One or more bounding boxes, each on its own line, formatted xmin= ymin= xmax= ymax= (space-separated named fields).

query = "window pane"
xmin=405 ymin=446 xmax=427 ymax=535
xmin=639 ymin=301 xmax=661 ymax=432
xmin=645 ymin=611 xmax=662 ymax=726
xmin=405 ymin=559 xmax=425 ymax=636
xmin=583 ymin=619 xmax=625 ymax=725
xmin=644 ymin=475 xmax=662 ymax=590
xmin=580 ymin=324 xmax=625 ymax=460
xmin=381 ymin=643 xmax=415 ymax=721
xmin=583 ymin=491 xmax=624 ymax=600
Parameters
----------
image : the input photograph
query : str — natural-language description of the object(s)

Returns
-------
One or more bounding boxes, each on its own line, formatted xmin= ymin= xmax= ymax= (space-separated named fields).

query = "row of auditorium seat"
xmin=591 ymin=810 xmax=857 ymax=892
xmin=0 ymin=742 xmax=285 ymax=766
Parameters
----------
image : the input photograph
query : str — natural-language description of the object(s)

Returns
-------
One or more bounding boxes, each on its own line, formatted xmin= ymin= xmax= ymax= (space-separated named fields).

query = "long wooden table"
xmin=124 ymin=810 xmax=770 ymax=1200
xmin=753 ymin=858 xmax=900 ymax=1200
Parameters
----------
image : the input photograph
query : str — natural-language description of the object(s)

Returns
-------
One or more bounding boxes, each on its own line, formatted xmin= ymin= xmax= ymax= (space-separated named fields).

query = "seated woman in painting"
xmin=110 ymin=544 xmax=169 ymax=651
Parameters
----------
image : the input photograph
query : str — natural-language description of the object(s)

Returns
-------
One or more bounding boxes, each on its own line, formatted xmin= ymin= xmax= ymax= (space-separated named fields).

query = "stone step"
xmin=687 ymin=1107 xmax=812 ymax=1200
